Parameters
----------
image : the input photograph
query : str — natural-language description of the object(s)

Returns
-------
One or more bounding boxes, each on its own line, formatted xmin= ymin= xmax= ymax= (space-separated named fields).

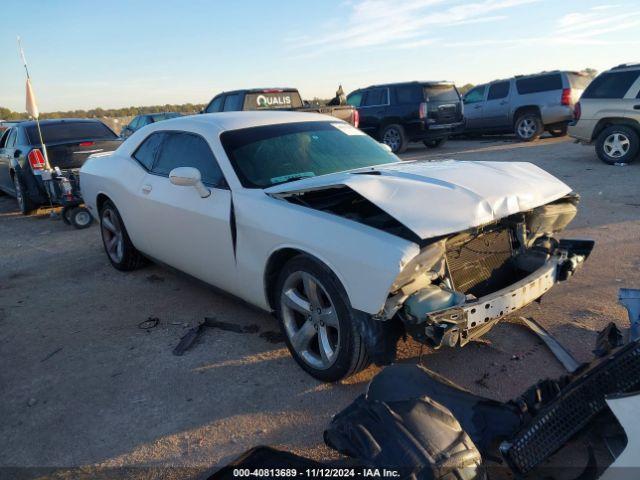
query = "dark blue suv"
xmin=346 ymin=81 xmax=464 ymax=153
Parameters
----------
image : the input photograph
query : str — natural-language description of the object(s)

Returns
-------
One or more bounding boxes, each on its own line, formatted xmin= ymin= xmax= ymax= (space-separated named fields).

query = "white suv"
xmin=569 ymin=64 xmax=640 ymax=165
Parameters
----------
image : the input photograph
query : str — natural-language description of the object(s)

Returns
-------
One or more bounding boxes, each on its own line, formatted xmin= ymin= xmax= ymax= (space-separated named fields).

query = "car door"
xmin=0 ymin=129 xmax=12 ymax=192
xmin=358 ymin=88 xmax=389 ymax=136
xmin=136 ymin=131 xmax=237 ymax=291
xmin=462 ymin=85 xmax=487 ymax=130
xmin=0 ymin=129 xmax=18 ymax=191
xmin=482 ymin=81 xmax=511 ymax=128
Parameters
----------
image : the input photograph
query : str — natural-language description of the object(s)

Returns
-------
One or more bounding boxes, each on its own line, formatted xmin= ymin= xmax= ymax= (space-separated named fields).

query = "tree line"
xmin=0 ymin=103 xmax=206 ymax=121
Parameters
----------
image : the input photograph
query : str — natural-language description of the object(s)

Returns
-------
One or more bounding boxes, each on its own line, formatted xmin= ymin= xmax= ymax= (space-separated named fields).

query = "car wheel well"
xmin=96 ymin=193 xmax=111 ymax=213
xmin=513 ymin=106 xmax=542 ymax=125
xmin=592 ymin=118 xmax=640 ymax=142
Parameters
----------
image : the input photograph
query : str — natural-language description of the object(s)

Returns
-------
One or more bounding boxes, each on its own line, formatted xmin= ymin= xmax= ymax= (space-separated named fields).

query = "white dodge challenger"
xmin=80 ymin=112 xmax=593 ymax=381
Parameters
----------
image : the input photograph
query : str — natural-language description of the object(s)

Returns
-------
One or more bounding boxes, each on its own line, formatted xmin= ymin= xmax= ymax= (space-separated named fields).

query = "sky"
xmin=1 ymin=0 xmax=639 ymax=112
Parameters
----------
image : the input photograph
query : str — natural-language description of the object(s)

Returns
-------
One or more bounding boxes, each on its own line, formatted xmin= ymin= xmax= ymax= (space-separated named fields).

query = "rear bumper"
xmin=408 ymin=120 xmax=465 ymax=141
xmin=405 ymin=239 xmax=594 ymax=348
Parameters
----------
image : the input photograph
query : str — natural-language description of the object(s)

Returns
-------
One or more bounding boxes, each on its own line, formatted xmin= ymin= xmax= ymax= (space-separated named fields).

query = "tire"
xmin=275 ymin=255 xmax=369 ymax=382
xmin=548 ymin=125 xmax=568 ymax=137
xmin=69 ymin=207 xmax=93 ymax=229
xmin=61 ymin=206 xmax=72 ymax=225
xmin=12 ymin=173 xmax=34 ymax=215
xmin=595 ymin=125 xmax=640 ymax=165
xmin=99 ymin=200 xmax=146 ymax=271
xmin=423 ymin=137 xmax=448 ymax=148
xmin=381 ymin=124 xmax=408 ymax=154
xmin=514 ymin=113 xmax=543 ymax=142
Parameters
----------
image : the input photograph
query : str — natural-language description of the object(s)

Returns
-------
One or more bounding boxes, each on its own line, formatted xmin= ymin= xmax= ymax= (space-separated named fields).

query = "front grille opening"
xmin=445 ymin=227 xmax=528 ymax=298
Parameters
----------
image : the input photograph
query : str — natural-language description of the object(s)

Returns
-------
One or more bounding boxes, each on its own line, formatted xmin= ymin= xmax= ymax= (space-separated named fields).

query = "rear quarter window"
xmin=395 ymin=85 xmax=423 ymax=104
xmin=582 ymin=71 xmax=640 ymax=99
xmin=516 ymin=74 xmax=562 ymax=94
xmin=133 ymin=132 xmax=164 ymax=170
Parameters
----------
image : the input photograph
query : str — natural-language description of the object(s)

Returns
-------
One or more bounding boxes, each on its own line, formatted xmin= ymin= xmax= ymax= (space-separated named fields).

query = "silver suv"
xmin=463 ymin=71 xmax=591 ymax=141
xmin=569 ymin=64 xmax=640 ymax=165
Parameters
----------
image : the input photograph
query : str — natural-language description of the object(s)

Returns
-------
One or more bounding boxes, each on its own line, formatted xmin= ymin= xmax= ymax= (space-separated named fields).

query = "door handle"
xmin=142 ymin=184 xmax=152 ymax=194
xmin=500 ymin=101 xmax=508 ymax=105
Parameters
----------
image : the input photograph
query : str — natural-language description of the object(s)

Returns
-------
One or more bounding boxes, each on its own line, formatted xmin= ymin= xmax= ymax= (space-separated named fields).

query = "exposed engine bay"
xmin=278 ymin=186 xmax=593 ymax=350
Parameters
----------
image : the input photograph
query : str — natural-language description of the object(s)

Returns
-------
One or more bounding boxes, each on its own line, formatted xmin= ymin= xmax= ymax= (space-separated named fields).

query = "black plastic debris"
xmin=138 ymin=317 xmax=159 ymax=330
xmin=206 ymin=446 xmax=327 ymax=480
xmin=173 ymin=317 xmax=260 ymax=356
xmin=593 ymin=322 xmax=624 ymax=357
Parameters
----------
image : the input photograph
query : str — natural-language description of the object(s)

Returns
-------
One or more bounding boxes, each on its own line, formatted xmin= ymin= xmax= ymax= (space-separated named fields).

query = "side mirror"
xmin=169 ymin=167 xmax=210 ymax=198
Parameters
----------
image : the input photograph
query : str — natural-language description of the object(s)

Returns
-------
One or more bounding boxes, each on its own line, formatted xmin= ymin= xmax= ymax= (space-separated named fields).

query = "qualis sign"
xmin=256 ymin=94 xmax=292 ymax=108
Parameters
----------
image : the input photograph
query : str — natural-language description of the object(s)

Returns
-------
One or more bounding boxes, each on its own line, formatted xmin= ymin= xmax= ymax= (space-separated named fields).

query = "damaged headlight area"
xmin=382 ymin=193 xmax=594 ymax=349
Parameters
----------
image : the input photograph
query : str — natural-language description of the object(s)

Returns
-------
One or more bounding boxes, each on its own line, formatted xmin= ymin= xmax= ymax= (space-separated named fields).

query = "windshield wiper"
xmin=270 ymin=175 xmax=315 ymax=187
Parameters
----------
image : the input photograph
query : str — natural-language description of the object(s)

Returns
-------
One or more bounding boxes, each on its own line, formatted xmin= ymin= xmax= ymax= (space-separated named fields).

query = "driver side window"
xmin=464 ymin=86 xmax=486 ymax=104
xmin=152 ymin=132 xmax=227 ymax=188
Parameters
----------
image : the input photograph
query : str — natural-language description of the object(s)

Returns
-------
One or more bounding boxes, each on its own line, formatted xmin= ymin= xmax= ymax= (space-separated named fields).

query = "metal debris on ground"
xmin=517 ymin=316 xmax=581 ymax=372
xmin=138 ymin=317 xmax=160 ymax=330
xmin=172 ymin=317 xmax=260 ymax=356
xmin=40 ymin=347 xmax=63 ymax=363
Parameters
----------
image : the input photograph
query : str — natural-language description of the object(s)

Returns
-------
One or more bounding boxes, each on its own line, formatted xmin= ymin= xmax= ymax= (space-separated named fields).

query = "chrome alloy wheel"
xmin=101 ymin=208 xmax=124 ymax=263
xmin=517 ymin=118 xmax=537 ymax=139
xmin=603 ymin=132 xmax=630 ymax=159
xmin=280 ymin=271 xmax=340 ymax=370
xmin=382 ymin=127 xmax=401 ymax=152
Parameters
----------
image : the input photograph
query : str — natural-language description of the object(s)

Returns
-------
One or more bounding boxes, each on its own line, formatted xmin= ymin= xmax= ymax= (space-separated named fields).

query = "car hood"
xmin=265 ymin=160 xmax=572 ymax=240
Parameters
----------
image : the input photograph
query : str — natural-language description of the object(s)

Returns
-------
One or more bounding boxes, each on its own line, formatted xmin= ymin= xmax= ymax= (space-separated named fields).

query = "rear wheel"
xmin=423 ymin=137 xmax=448 ymax=148
xmin=13 ymin=174 xmax=34 ymax=215
xmin=595 ymin=125 xmax=639 ymax=165
xmin=515 ymin=113 xmax=543 ymax=141
xmin=275 ymin=255 xmax=369 ymax=382
xmin=69 ymin=207 xmax=93 ymax=229
xmin=381 ymin=124 xmax=408 ymax=154
xmin=99 ymin=200 xmax=146 ymax=271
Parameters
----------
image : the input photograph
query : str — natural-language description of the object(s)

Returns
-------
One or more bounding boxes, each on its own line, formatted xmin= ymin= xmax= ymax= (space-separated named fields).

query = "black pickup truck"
xmin=202 ymin=88 xmax=359 ymax=127
xmin=346 ymin=81 xmax=464 ymax=153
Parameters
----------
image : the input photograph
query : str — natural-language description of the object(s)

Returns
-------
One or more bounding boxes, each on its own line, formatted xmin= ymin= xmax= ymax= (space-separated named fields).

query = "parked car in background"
xmin=569 ymin=64 xmax=640 ymax=165
xmin=0 ymin=119 xmax=121 ymax=214
xmin=121 ymin=112 xmax=182 ymax=138
xmin=463 ymin=71 xmax=590 ymax=141
xmin=346 ymin=81 xmax=464 ymax=153
xmin=80 ymin=112 xmax=591 ymax=381
xmin=202 ymin=88 xmax=359 ymax=127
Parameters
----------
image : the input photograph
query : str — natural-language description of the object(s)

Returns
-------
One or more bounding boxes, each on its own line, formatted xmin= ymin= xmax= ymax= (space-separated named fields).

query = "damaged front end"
xmin=382 ymin=193 xmax=594 ymax=349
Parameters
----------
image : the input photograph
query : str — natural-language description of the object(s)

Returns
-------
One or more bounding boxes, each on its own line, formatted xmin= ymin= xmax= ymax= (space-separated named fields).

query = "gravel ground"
xmin=1 ymin=135 xmax=639 ymax=478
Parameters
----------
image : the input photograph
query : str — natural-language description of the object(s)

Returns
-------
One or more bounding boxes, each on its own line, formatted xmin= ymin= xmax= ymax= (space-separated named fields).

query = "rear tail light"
xmin=561 ymin=88 xmax=571 ymax=106
xmin=352 ymin=109 xmax=360 ymax=129
xmin=574 ymin=101 xmax=581 ymax=121
xmin=28 ymin=149 xmax=46 ymax=171
xmin=419 ymin=102 xmax=427 ymax=119
xmin=79 ymin=141 xmax=94 ymax=147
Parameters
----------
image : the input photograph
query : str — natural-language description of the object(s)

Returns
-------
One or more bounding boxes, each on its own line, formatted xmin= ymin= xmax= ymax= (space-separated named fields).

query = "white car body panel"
xmin=81 ymin=111 xmax=575 ymax=316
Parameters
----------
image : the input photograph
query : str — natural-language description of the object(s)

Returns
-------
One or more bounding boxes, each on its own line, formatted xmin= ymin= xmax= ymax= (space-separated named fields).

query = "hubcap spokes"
xmin=383 ymin=129 xmax=400 ymax=150
xmin=604 ymin=133 xmax=630 ymax=158
xmin=518 ymin=119 xmax=535 ymax=138
xmin=101 ymin=209 xmax=124 ymax=263
xmin=281 ymin=271 xmax=340 ymax=370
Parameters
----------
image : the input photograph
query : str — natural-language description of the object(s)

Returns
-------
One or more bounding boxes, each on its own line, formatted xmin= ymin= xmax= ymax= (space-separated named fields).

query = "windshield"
xmin=221 ymin=121 xmax=399 ymax=188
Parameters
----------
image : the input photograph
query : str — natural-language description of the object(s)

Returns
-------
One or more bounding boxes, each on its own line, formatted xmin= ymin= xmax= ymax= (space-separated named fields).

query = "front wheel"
xmin=275 ymin=255 xmax=369 ymax=382
xmin=515 ymin=113 xmax=543 ymax=142
xmin=595 ymin=125 xmax=639 ymax=165
xmin=381 ymin=124 xmax=408 ymax=154
xmin=99 ymin=200 xmax=146 ymax=271
xmin=423 ymin=137 xmax=448 ymax=148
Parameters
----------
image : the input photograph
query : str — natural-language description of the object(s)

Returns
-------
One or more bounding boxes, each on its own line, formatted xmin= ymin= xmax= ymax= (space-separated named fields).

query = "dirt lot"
xmin=1 ymin=135 xmax=639 ymax=477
